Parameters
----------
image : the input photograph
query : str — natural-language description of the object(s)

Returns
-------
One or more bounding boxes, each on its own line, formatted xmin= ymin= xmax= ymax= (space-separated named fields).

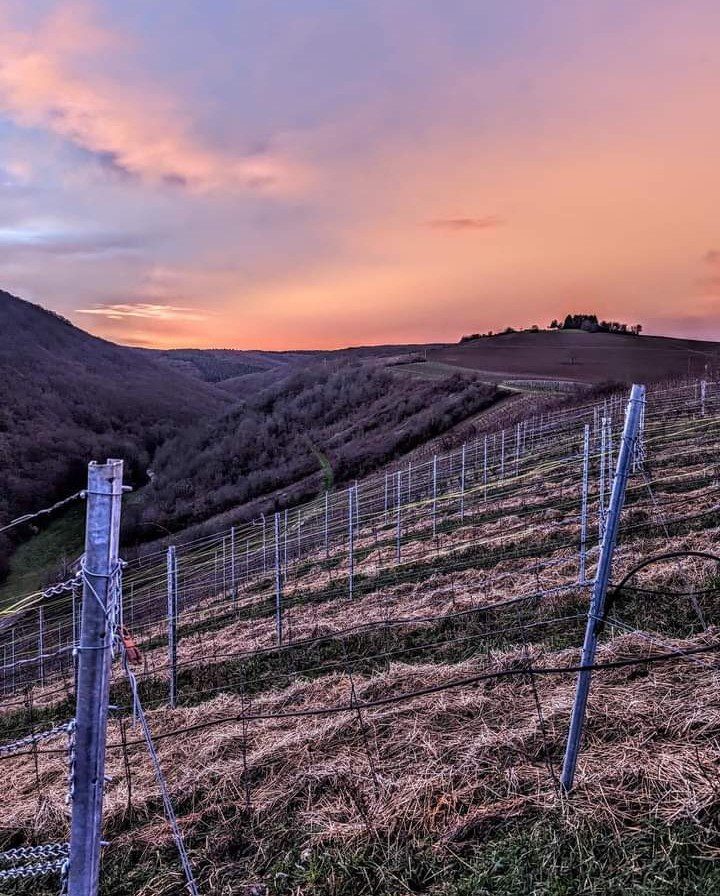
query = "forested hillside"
xmin=134 ymin=364 xmax=500 ymax=537
xmin=0 ymin=290 xmax=230 ymax=576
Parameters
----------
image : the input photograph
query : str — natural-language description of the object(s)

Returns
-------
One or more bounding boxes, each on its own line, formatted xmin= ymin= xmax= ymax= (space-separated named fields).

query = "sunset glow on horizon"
xmin=1 ymin=1 xmax=719 ymax=349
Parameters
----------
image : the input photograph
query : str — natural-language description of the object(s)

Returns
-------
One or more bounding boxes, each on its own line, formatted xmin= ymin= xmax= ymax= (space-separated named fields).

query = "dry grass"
xmin=2 ymin=405 xmax=720 ymax=893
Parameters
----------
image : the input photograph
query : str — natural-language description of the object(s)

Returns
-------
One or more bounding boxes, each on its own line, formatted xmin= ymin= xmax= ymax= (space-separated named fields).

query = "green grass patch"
xmin=0 ymin=505 xmax=84 ymax=609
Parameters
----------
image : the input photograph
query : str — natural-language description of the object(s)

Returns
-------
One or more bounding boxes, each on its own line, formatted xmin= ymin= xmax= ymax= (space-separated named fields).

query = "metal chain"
xmin=42 ymin=574 xmax=82 ymax=599
xmin=0 ymin=843 xmax=69 ymax=865
xmin=0 ymin=842 xmax=69 ymax=882
xmin=0 ymin=720 xmax=73 ymax=757
xmin=0 ymin=857 xmax=67 ymax=881
xmin=65 ymin=719 xmax=76 ymax=810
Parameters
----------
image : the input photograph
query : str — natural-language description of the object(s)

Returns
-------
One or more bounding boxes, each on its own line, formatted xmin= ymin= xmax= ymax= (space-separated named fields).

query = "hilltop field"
xmin=427 ymin=329 xmax=720 ymax=385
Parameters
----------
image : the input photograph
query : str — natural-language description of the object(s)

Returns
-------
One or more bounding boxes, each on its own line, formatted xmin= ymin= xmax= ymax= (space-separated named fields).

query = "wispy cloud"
xmin=0 ymin=227 xmax=141 ymax=256
xmin=0 ymin=5 xmax=302 ymax=193
xmin=426 ymin=216 xmax=504 ymax=231
xmin=75 ymin=302 xmax=209 ymax=322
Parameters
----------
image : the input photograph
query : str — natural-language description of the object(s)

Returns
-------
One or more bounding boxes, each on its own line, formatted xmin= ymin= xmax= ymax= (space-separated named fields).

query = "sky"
xmin=0 ymin=0 xmax=719 ymax=349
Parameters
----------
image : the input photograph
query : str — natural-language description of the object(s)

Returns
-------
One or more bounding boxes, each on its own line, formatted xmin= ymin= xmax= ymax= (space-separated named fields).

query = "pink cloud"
xmin=0 ymin=5 xmax=302 ymax=193
xmin=75 ymin=302 xmax=208 ymax=322
xmin=427 ymin=216 xmax=504 ymax=231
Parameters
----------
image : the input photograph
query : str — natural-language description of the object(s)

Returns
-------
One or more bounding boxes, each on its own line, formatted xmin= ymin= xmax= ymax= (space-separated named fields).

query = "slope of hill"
xmin=431 ymin=330 xmax=720 ymax=384
xmin=145 ymin=348 xmax=269 ymax=383
xmin=131 ymin=363 xmax=501 ymax=540
xmin=1 ymin=380 xmax=719 ymax=895
xmin=0 ymin=289 xmax=231 ymax=575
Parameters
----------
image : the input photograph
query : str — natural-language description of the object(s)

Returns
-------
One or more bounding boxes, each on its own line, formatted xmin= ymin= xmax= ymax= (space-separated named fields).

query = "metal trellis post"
xmin=432 ymin=454 xmax=438 ymax=539
xmin=598 ymin=417 xmax=607 ymax=538
xmin=560 ymin=385 xmax=645 ymax=792
xmin=579 ymin=424 xmax=590 ymax=585
xmin=354 ymin=479 xmax=360 ymax=532
xmin=283 ymin=509 xmax=288 ymax=578
xmin=262 ymin=513 xmax=267 ymax=575
xmin=396 ymin=470 xmax=402 ymax=564
xmin=324 ymin=491 xmax=330 ymax=558
xmin=483 ymin=435 xmax=488 ymax=501
xmin=274 ymin=512 xmax=283 ymax=645
xmin=68 ymin=458 xmax=124 ymax=896
xmin=167 ymin=545 xmax=178 ymax=709
xmin=230 ymin=525 xmax=237 ymax=609
xmin=348 ymin=486 xmax=354 ymax=598
xmin=37 ymin=606 xmax=44 ymax=688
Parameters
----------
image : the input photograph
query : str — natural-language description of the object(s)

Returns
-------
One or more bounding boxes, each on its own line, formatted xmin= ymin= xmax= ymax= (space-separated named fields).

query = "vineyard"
xmin=1 ymin=379 xmax=720 ymax=895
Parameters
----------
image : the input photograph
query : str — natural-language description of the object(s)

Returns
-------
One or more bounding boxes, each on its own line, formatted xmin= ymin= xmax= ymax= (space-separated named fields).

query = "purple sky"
xmin=0 ymin=1 xmax=719 ymax=348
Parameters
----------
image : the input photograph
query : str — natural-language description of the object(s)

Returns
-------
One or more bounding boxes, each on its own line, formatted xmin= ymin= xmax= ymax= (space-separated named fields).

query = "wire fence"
xmin=1 ymin=378 xmax=717 ymax=701
xmin=1 ymin=377 xmax=719 ymax=893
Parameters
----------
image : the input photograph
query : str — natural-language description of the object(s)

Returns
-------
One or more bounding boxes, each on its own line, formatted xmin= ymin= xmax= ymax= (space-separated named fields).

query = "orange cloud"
xmin=427 ymin=216 xmax=504 ymax=231
xmin=0 ymin=5 xmax=303 ymax=193
xmin=75 ymin=302 xmax=209 ymax=322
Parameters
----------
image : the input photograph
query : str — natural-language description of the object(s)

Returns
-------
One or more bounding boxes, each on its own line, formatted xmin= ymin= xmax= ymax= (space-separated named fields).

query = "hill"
xmin=0 ymin=289 xmax=231 ymax=575
xmin=429 ymin=330 xmax=720 ymax=385
xmin=130 ymin=363 xmax=501 ymax=541
xmin=145 ymin=347 xmax=314 ymax=389
xmin=1 ymin=379 xmax=719 ymax=895
xmin=5 ymin=290 xmax=720 ymax=591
